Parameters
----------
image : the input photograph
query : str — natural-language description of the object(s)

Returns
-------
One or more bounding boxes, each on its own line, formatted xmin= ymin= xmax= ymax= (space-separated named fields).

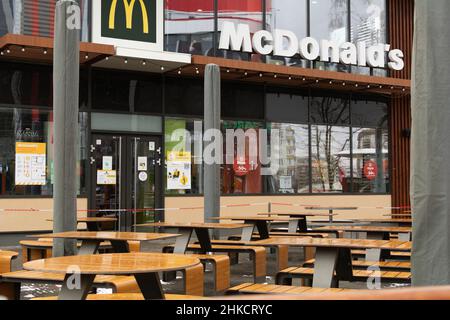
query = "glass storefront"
xmin=0 ymin=63 xmax=391 ymax=199
xmin=164 ymin=0 xmax=388 ymax=75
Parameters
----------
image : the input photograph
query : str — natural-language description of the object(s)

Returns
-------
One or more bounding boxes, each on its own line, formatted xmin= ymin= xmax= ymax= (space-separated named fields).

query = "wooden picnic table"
xmin=137 ymin=222 xmax=251 ymax=254
xmin=236 ymin=237 xmax=411 ymax=288
xmin=31 ymin=231 xmax=180 ymax=255
xmin=305 ymin=207 xmax=358 ymax=223
xmin=210 ymin=216 xmax=306 ymax=241
xmin=258 ymin=212 xmax=339 ymax=233
xmin=23 ymin=253 xmax=201 ymax=300
xmin=47 ymin=217 xmax=118 ymax=231
xmin=354 ymin=218 xmax=412 ymax=226
xmin=314 ymin=225 xmax=412 ymax=260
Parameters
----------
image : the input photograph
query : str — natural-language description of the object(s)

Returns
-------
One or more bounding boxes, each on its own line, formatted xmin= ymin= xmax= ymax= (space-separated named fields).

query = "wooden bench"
xmin=162 ymin=247 xmax=230 ymax=293
xmin=0 ymin=250 xmax=19 ymax=299
xmin=303 ymin=259 xmax=411 ymax=271
xmin=32 ymin=293 xmax=207 ymax=300
xmin=352 ymin=249 xmax=411 ymax=261
xmin=0 ymin=270 xmax=141 ymax=300
xmin=227 ymin=283 xmax=352 ymax=295
xmin=276 ymin=267 xmax=411 ymax=287
xmin=20 ymin=239 xmax=113 ymax=263
xmin=168 ymin=244 xmax=267 ymax=283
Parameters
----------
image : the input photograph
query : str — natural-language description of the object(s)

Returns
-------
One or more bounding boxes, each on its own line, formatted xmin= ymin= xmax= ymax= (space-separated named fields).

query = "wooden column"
xmin=389 ymin=0 xmax=414 ymax=214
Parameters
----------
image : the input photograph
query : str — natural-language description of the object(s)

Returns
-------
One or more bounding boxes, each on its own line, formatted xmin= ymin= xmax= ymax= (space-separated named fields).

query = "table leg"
xmin=78 ymin=240 xmax=101 ymax=255
xmin=173 ymin=229 xmax=193 ymax=254
xmin=241 ymin=225 xmax=256 ymax=242
xmin=335 ymin=248 xmax=353 ymax=282
xmin=365 ymin=232 xmax=385 ymax=261
xmin=110 ymin=240 xmax=130 ymax=253
xmin=297 ymin=218 xmax=308 ymax=233
xmin=254 ymin=221 xmax=270 ymax=239
xmin=85 ymin=222 xmax=99 ymax=232
xmin=58 ymin=273 xmax=95 ymax=300
xmin=135 ymin=272 xmax=165 ymax=300
xmin=194 ymin=228 xmax=212 ymax=253
xmin=312 ymin=247 xmax=339 ymax=288
xmin=398 ymin=233 xmax=411 ymax=241
xmin=288 ymin=220 xmax=300 ymax=233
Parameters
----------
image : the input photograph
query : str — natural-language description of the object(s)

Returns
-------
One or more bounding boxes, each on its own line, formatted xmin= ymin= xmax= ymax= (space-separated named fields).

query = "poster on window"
xmin=15 ymin=142 xmax=47 ymax=186
xmin=167 ymin=151 xmax=191 ymax=190
xmin=97 ymin=170 xmax=117 ymax=185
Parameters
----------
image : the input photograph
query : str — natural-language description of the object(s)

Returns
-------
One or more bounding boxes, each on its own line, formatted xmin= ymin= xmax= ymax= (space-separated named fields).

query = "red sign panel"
xmin=364 ymin=161 xmax=378 ymax=181
xmin=233 ymin=157 xmax=250 ymax=176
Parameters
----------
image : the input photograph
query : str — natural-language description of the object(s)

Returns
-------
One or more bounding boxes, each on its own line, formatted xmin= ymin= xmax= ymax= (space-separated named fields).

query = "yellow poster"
xmin=15 ymin=142 xmax=47 ymax=186
xmin=167 ymin=151 xmax=191 ymax=190
xmin=97 ymin=170 xmax=117 ymax=185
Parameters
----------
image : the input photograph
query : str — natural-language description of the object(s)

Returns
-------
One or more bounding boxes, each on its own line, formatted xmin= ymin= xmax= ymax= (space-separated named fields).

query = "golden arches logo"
xmin=109 ymin=0 xmax=149 ymax=34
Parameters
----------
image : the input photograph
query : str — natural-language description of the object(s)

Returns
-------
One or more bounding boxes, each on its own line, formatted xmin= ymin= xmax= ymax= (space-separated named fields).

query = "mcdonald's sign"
xmin=99 ymin=0 xmax=158 ymax=44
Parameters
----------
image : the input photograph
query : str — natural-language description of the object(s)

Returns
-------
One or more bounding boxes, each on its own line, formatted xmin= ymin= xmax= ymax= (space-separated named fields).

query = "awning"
xmin=170 ymin=55 xmax=411 ymax=96
xmin=0 ymin=33 xmax=115 ymax=65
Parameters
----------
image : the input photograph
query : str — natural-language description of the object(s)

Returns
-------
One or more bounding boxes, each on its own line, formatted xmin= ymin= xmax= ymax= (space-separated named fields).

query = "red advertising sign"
xmin=364 ymin=161 xmax=378 ymax=181
xmin=233 ymin=157 xmax=250 ymax=176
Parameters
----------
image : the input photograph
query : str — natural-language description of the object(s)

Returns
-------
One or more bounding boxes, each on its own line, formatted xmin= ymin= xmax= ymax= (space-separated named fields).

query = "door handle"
xmin=156 ymin=147 xmax=162 ymax=155
xmin=90 ymin=157 xmax=95 ymax=164
xmin=156 ymin=159 xmax=162 ymax=166
xmin=90 ymin=145 xmax=96 ymax=153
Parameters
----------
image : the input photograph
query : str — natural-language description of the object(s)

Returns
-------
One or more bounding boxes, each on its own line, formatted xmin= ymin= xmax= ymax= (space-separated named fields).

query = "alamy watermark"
xmin=170 ymin=122 xmax=281 ymax=176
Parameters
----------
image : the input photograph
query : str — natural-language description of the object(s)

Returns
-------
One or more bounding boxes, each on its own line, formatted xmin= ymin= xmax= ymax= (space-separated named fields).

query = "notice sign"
xmin=97 ymin=170 xmax=117 ymax=185
xmin=167 ymin=151 xmax=191 ymax=190
xmin=15 ymin=142 xmax=46 ymax=186
xmin=364 ymin=160 xmax=378 ymax=181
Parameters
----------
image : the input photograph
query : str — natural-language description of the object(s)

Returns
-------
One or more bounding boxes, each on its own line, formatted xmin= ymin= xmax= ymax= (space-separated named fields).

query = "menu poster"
xmin=15 ymin=142 xmax=47 ymax=186
xmin=97 ymin=170 xmax=117 ymax=185
xmin=167 ymin=151 xmax=191 ymax=190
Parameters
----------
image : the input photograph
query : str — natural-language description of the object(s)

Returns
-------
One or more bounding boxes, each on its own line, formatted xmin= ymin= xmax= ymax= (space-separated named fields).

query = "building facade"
xmin=0 ymin=0 xmax=412 ymax=233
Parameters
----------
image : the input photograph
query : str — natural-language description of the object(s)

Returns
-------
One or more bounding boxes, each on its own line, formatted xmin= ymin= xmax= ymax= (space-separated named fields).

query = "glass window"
xmin=0 ymin=108 xmax=87 ymax=197
xmin=0 ymin=63 xmax=52 ymax=108
xmin=351 ymin=0 xmax=387 ymax=75
xmin=221 ymin=120 xmax=265 ymax=194
xmin=266 ymin=88 xmax=309 ymax=124
xmin=92 ymin=70 xmax=163 ymax=113
xmin=91 ymin=113 xmax=162 ymax=133
xmin=351 ymin=97 xmax=388 ymax=128
xmin=265 ymin=0 xmax=308 ymax=67
xmin=165 ymin=77 xmax=204 ymax=116
xmin=352 ymin=127 xmax=389 ymax=193
xmin=264 ymin=123 xmax=310 ymax=194
xmin=222 ymin=83 xmax=264 ymax=120
xmin=310 ymin=0 xmax=349 ymax=72
xmin=311 ymin=125 xmax=351 ymax=193
xmin=164 ymin=118 xmax=203 ymax=195
xmin=165 ymin=0 xmax=215 ymax=56
xmin=310 ymin=93 xmax=350 ymax=126
xmin=217 ymin=0 xmax=264 ymax=61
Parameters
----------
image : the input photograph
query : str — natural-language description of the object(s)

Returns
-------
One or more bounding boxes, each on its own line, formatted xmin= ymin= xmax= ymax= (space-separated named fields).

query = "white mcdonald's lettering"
xmin=218 ymin=22 xmax=405 ymax=71
xmin=109 ymin=0 xmax=149 ymax=34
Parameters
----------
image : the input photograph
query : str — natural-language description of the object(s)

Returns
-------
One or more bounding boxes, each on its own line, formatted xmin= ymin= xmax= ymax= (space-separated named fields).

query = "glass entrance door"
xmin=90 ymin=134 xmax=162 ymax=231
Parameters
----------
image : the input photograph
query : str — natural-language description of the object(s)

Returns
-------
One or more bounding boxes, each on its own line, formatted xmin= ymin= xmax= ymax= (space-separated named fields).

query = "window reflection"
xmin=265 ymin=123 xmax=310 ymax=194
xmin=265 ymin=0 xmax=308 ymax=67
xmin=217 ymin=0 xmax=264 ymax=61
xmin=310 ymin=0 xmax=349 ymax=72
xmin=352 ymin=127 xmax=389 ymax=193
xmin=311 ymin=125 xmax=351 ymax=193
xmin=165 ymin=0 xmax=215 ymax=56
xmin=351 ymin=0 xmax=387 ymax=75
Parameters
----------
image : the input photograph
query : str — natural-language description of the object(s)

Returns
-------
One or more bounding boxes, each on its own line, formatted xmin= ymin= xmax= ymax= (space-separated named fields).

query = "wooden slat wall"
xmin=389 ymin=0 xmax=414 ymax=214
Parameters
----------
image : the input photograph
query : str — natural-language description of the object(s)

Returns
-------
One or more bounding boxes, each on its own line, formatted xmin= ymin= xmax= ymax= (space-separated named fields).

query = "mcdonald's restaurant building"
xmin=0 ymin=0 xmax=413 ymax=236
